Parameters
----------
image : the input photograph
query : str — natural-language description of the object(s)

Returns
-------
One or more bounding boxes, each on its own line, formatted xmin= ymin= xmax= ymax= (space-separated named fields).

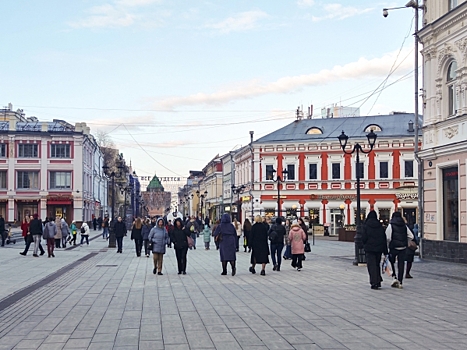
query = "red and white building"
xmin=234 ymin=113 xmax=421 ymax=234
xmin=0 ymin=105 xmax=107 ymax=223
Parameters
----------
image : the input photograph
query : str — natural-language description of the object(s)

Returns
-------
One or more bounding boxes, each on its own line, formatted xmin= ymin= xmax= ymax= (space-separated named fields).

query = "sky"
xmin=0 ymin=0 xmax=419 ymax=178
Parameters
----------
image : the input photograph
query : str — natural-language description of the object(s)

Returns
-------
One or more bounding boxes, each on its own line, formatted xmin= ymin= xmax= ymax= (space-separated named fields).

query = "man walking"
xmin=0 ymin=215 xmax=5 ymax=247
xmin=30 ymin=214 xmax=44 ymax=257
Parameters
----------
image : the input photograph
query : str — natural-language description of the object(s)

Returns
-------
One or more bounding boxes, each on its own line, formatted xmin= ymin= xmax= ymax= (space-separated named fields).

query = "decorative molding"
xmin=444 ymin=125 xmax=459 ymax=139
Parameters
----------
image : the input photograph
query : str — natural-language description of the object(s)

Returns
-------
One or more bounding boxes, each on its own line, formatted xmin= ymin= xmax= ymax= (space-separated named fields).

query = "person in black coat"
xmin=268 ymin=217 xmax=286 ymax=271
xmin=170 ymin=218 xmax=190 ymax=274
xmin=249 ymin=215 xmax=270 ymax=276
xmin=114 ymin=216 xmax=127 ymax=253
xmin=362 ymin=211 xmax=388 ymax=290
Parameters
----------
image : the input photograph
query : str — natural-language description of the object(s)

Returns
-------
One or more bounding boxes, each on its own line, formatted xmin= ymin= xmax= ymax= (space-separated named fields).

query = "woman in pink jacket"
xmin=289 ymin=222 xmax=307 ymax=271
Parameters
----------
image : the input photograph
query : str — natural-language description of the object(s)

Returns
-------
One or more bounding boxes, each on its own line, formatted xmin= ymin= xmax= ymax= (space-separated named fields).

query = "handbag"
xmin=187 ymin=235 xmax=194 ymax=248
xmin=408 ymin=239 xmax=417 ymax=250
xmin=304 ymin=242 xmax=311 ymax=253
xmin=215 ymin=233 xmax=222 ymax=242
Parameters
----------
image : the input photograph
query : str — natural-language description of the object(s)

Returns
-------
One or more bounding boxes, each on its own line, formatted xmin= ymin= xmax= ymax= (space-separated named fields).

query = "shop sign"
xmin=396 ymin=193 xmax=418 ymax=200
xmin=241 ymin=196 xmax=251 ymax=202
xmin=310 ymin=194 xmax=357 ymax=200
xmin=272 ymin=195 xmax=287 ymax=199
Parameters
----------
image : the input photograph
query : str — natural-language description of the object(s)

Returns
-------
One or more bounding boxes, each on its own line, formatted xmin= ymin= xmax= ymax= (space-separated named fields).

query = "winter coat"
xmin=289 ymin=225 xmax=307 ymax=255
xmin=249 ymin=222 xmax=269 ymax=264
xmin=21 ymin=222 xmax=29 ymax=237
xmin=61 ymin=220 xmax=70 ymax=237
xmin=214 ymin=214 xmax=237 ymax=261
xmin=114 ymin=221 xmax=127 ymax=238
xmin=29 ymin=218 xmax=43 ymax=235
xmin=70 ymin=223 xmax=77 ymax=235
xmin=142 ymin=224 xmax=151 ymax=240
xmin=81 ymin=223 xmax=90 ymax=236
xmin=170 ymin=225 xmax=190 ymax=250
xmin=268 ymin=222 xmax=286 ymax=245
xmin=148 ymin=219 xmax=169 ymax=254
xmin=234 ymin=222 xmax=242 ymax=237
xmin=131 ymin=224 xmax=143 ymax=240
xmin=202 ymin=226 xmax=211 ymax=243
xmin=54 ymin=218 xmax=62 ymax=239
xmin=43 ymin=222 xmax=57 ymax=239
xmin=284 ymin=225 xmax=291 ymax=245
xmin=362 ymin=211 xmax=388 ymax=255
xmin=186 ymin=220 xmax=200 ymax=234
xmin=386 ymin=216 xmax=414 ymax=250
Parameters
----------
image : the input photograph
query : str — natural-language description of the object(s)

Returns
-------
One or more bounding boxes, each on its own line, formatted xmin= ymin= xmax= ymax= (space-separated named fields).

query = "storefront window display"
xmin=308 ymin=209 xmax=320 ymax=224
xmin=443 ymin=167 xmax=459 ymax=241
xmin=379 ymin=209 xmax=390 ymax=227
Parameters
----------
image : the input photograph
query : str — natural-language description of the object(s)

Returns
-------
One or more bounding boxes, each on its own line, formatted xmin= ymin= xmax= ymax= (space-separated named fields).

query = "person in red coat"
xmin=21 ymin=217 xmax=30 ymax=244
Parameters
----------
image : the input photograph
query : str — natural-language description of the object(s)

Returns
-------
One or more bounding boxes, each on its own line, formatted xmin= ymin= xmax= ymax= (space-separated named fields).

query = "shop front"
xmin=0 ymin=200 xmax=6 ymax=220
xmin=46 ymin=195 xmax=73 ymax=222
xmin=16 ymin=200 xmax=40 ymax=222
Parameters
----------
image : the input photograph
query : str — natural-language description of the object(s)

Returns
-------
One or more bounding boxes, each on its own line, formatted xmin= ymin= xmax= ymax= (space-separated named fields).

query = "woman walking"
xmin=283 ymin=219 xmax=292 ymax=260
xmin=142 ymin=218 xmax=151 ymax=257
xmin=268 ymin=217 xmax=286 ymax=271
xmin=21 ymin=217 xmax=29 ymax=245
xmin=80 ymin=222 xmax=90 ymax=245
xmin=102 ymin=217 xmax=109 ymax=239
xmin=43 ymin=217 xmax=57 ymax=258
xmin=233 ymin=218 xmax=242 ymax=252
xmin=243 ymin=218 xmax=252 ymax=252
xmin=214 ymin=213 xmax=237 ymax=276
xmin=289 ymin=222 xmax=307 ymax=271
xmin=61 ymin=218 xmax=69 ymax=248
xmin=405 ymin=223 xmax=419 ymax=279
xmin=249 ymin=215 xmax=270 ymax=276
xmin=54 ymin=216 xmax=62 ymax=248
xmin=69 ymin=221 xmax=77 ymax=246
xmin=202 ymin=224 xmax=211 ymax=250
xmin=212 ymin=219 xmax=220 ymax=250
xmin=131 ymin=218 xmax=143 ymax=257
xmin=148 ymin=218 xmax=169 ymax=275
xmin=170 ymin=218 xmax=190 ymax=274
xmin=362 ymin=211 xmax=387 ymax=289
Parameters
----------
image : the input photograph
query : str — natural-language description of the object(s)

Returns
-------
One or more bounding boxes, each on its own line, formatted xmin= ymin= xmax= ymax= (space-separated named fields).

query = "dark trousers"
xmin=1 ymin=230 xmax=5 ymax=246
xmin=175 ymin=247 xmax=188 ymax=273
xmin=284 ymin=245 xmax=292 ymax=259
xmin=366 ymin=252 xmax=382 ymax=287
xmin=134 ymin=238 xmax=143 ymax=256
xmin=55 ymin=238 xmax=61 ymax=248
xmin=389 ymin=248 xmax=406 ymax=284
xmin=143 ymin=239 xmax=149 ymax=255
xmin=236 ymin=236 xmax=240 ymax=251
xmin=291 ymin=254 xmax=303 ymax=269
xmin=80 ymin=235 xmax=89 ymax=245
xmin=47 ymin=238 xmax=55 ymax=257
xmin=22 ymin=236 xmax=44 ymax=255
xmin=116 ymin=237 xmax=123 ymax=252
xmin=70 ymin=234 xmax=77 ymax=245
xmin=270 ymin=243 xmax=284 ymax=267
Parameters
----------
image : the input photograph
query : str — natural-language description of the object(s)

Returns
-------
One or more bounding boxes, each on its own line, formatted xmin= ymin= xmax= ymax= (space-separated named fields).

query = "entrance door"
xmin=330 ymin=210 xmax=343 ymax=235
xmin=403 ymin=208 xmax=416 ymax=230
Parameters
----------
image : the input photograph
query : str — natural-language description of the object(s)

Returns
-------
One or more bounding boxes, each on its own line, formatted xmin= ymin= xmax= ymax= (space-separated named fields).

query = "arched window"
xmin=447 ymin=60 xmax=458 ymax=117
xmin=364 ymin=124 xmax=382 ymax=133
xmin=306 ymin=127 xmax=323 ymax=135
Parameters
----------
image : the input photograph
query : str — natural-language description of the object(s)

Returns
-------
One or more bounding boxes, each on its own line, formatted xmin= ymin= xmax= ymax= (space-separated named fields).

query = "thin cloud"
xmin=311 ymin=3 xmax=374 ymax=22
xmin=205 ymin=10 xmax=269 ymax=34
xmin=155 ymin=48 xmax=414 ymax=108
xmin=297 ymin=0 xmax=315 ymax=7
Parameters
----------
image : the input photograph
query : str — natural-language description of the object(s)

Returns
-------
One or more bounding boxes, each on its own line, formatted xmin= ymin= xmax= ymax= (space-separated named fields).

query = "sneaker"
xmin=398 ymin=283 xmax=403 ymax=289
xmin=297 ymin=268 xmax=301 ymax=272
xmin=391 ymin=279 xmax=400 ymax=288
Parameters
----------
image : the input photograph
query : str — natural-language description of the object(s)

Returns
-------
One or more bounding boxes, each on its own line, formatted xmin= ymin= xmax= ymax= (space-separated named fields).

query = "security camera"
xmin=383 ymin=9 xmax=388 ymax=17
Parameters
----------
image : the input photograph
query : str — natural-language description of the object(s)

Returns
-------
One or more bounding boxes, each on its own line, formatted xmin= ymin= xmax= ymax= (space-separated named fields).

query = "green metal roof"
xmin=147 ymin=174 xmax=164 ymax=192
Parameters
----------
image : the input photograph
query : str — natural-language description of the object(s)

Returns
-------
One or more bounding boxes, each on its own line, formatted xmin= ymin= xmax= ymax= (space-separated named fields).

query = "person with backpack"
xmin=385 ymin=211 xmax=414 ymax=289
xmin=362 ymin=211 xmax=388 ymax=290
xmin=80 ymin=222 xmax=90 ymax=245
xmin=268 ymin=217 xmax=286 ymax=271
xmin=185 ymin=216 xmax=200 ymax=250
xmin=43 ymin=217 xmax=57 ymax=258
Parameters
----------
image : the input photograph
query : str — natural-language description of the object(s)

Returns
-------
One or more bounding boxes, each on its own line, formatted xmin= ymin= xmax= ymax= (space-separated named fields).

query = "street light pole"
xmin=103 ymin=164 xmax=123 ymax=249
xmin=272 ymin=168 xmax=288 ymax=218
xmin=338 ymin=130 xmax=377 ymax=265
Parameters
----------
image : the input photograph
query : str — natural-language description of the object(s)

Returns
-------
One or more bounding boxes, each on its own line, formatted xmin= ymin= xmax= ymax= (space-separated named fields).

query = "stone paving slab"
xmin=1 ymin=237 xmax=467 ymax=349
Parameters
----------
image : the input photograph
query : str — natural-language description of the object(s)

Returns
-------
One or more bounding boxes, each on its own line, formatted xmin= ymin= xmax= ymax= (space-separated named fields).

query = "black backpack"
xmin=80 ymin=226 xmax=86 ymax=234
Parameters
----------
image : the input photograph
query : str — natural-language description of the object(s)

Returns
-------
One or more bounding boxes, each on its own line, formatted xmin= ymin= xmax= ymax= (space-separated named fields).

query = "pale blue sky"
xmin=1 ymin=0 xmax=417 ymax=177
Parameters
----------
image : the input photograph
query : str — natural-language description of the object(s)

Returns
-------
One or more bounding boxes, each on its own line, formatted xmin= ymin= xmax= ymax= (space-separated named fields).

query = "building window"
xmin=286 ymin=164 xmax=295 ymax=180
xmin=447 ymin=60 xmax=458 ymax=116
xmin=51 ymin=144 xmax=70 ymax=158
xmin=364 ymin=124 xmax=382 ymax=133
xmin=443 ymin=167 xmax=459 ymax=241
xmin=449 ymin=0 xmax=458 ymax=11
xmin=50 ymin=172 xmax=71 ymax=189
xmin=332 ymin=163 xmax=340 ymax=179
xmin=404 ymin=160 xmax=414 ymax=178
xmin=380 ymin=162 xmax=389 ymax=179
xmin=266 ymin=165 xmax=274 ymax=180
xmin=18 ymin=144 xmax=38 ymax=158
xmin=309 ymin=164 xmax=317 ymax=180
xmin=306 ymin=127 xmax=323 ymax=135
xmin=309 ymin=209 xmax=320 ymax=224
xmin=0 ymin=144 xmax=5 ymax=157
xmin=379 ymin=209 xmax=390 ymax=226
xmin=356 ymin=162 xmax=364 ymax=179
xmin=0 ymin=171 xmax=6 ymax=189
xmin=17 ymin=171 xmax=39 ymax=189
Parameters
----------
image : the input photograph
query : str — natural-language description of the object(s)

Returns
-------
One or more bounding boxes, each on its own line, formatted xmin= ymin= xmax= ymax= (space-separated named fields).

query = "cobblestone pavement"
xmin=1 ymin=235 xmax=467 ymax=349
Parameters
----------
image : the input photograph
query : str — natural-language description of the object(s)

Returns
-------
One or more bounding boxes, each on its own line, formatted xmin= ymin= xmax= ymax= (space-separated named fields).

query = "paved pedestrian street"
xmin=1 ymin=235 xmax=467 ymax=350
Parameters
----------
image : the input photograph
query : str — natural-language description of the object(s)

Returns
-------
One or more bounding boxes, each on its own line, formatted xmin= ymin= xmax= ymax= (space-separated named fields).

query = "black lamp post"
xmin=102 ymin=163 xmax=124 ymax=248
xmin=119 ymin=183 xmax=133 ymax=228
xmin=196 ymin=190 xmax=208 ymax=217
xmin=271 ymin=168 xmax=288 ymax=218
xmin=232 ymin=185 xmax=246 ymax=220
xmin=338 ymin=129 xmax=377 ymax=265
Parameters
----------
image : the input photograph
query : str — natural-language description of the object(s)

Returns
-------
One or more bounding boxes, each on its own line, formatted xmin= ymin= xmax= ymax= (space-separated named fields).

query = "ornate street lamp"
xmin=102 ymin=161 xmax=124 ymax=248
xmin=271 ymin=168 xmax=288 ymax=218
xmin=232 ymin=185 xmax=246 ymax=220
xmin=338 ymin=129 xmax=377 ymax=265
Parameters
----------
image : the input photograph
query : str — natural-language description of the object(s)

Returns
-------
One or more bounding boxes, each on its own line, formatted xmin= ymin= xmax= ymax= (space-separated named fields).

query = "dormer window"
xmin=306 ymin=127 xmax=323 ymax=135
xmin=364 ymin=125 xmax=382 ymax=133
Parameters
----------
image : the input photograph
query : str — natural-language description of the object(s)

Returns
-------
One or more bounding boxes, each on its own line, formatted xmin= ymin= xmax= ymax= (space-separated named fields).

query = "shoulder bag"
xmin=408 ymin=239 xmax=417 ymax=250
xmin=304 ymin=242 xmax=311 ymax=252
xmin=187 ymin=235 xmax=194 ymax=248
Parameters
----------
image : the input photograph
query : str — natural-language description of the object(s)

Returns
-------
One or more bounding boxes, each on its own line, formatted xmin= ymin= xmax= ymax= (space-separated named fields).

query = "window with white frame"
xmin=266 ymin=165 xmax=274 ymax=180
xmin=447 ymin=60 xmax=458 ymax=117
xmin=17 ymin=171 xmax=39 ymax=189
xmin=51 ymin=144 xmax=70 ymax=158
xmin=286 ymin=164 xmax=295 ymax=180
xmin=18 ymin=144 xmax=38 ymax=158
xmin=0 ymin=144 xmax=6 ymax=157
xmin=50 ymin=172 xmax=71 ymax=189
xmin=332 ymin=163 xmax=341 ymax=180
xmin=0 ymin=171 xmax=6 ymax=189
xmin=309 ymin=164 xmax=318 ymax=180
xmin=379 ymin=161 xmax=389 ymax=179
